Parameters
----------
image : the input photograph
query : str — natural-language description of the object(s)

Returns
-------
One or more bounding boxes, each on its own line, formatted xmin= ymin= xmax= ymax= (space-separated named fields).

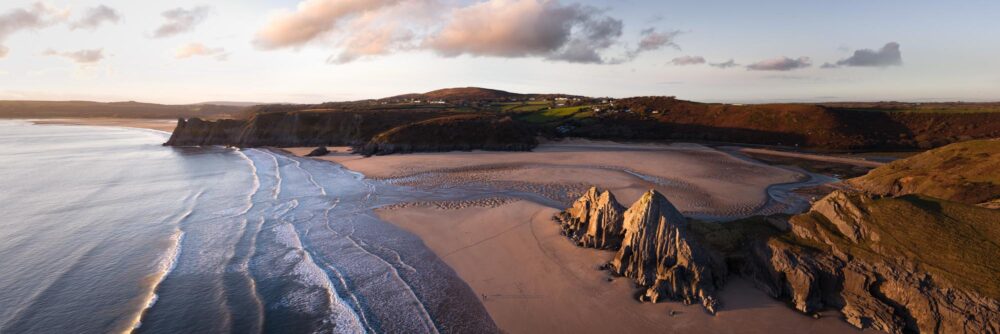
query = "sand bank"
xmin=31 ymin=118 xmax=178 ymax=132
xmin=376 ymin=201 xmax=866 ymax=333
xmin=287 ymin=140 xmax=811 ymax=218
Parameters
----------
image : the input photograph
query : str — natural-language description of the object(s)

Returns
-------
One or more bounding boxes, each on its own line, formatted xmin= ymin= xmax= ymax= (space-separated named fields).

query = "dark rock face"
xmin=555 ymin=187 xmax=626 ymax=249
xmin=742 ymin=191 xmax=1000 ymax=334
xmin=305 ymin=146 xmax=330 ymax=157
xmin=609 ymin=190 xmax=727 ymax=314
xmin=355 ymin=115 xmax=537 ymax=156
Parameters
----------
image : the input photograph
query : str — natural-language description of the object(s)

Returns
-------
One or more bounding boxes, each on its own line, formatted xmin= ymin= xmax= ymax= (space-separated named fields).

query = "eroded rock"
xmin=610 ymin=190 xmax=727 ymax=314
xmin=555 ymin=187 xmax=626 ymax=249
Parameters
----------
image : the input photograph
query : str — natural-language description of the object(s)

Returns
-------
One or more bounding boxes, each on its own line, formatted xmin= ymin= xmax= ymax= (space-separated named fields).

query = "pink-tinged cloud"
xmin=175 ymin=43 xmax=228 ymax=60
xmin=256 ymin=0 xmax=672 ymax=65
xmin=0 ymin=2 xmax=69 ymax=58
xmin=426 ymin=0 xmax=623 ymax=63
xmin=747 ymin=56 xmax=812 ymax=71
xmin=254 ymin=0 xmax=407 ymax=50
xmin=43 ymin=48 xmax=104 ymax=64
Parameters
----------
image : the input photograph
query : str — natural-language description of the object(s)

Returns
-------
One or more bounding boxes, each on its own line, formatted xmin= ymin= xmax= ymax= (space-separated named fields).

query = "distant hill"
xmin=0 ymin=100 xmax=246 ymax=120
xmin=384 ymin=87 xmax=584 ymax=102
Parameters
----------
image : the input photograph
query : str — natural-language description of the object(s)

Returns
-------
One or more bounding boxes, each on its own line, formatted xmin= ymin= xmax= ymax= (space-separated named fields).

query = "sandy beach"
xmin=288 ymin=140 xmax=871 ymax=333
xmin=30 ymin=118 xmax=178 ymax=132
xmin=376 ymin=201 xmax=864 ymax=333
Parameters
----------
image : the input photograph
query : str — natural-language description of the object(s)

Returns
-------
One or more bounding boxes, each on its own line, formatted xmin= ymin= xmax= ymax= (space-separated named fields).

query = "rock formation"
xmin=305 ymin=146 xmax=330 ymax=157
xmin=742 ymin=190 xmax=1000 ymax=334
xmin=555 ymin=187 xmax=626 ymax=249
xmin=610 ymin=190 xmax=727 ymax=314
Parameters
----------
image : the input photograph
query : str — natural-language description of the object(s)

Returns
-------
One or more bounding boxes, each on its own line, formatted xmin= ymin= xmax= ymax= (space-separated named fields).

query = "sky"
xmin=0 ymin=0 xmax=998 ymax=104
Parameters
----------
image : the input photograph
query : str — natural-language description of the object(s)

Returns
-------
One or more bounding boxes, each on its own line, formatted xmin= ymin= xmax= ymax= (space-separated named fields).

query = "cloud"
xmin=0 ymin=2 xmax=69 ymax=58
xmin=255 ymin=0 xmax=407 ymax=50
xmin=709 ymin=59 xmax=738 ymax=68
xmin=43 ymin=48 xmax=104 ymax=64
xmin=670 ymin=55 xmax=704 ymax=66
xmin=427 ymin=0 xmax=626 ymax=64
xmin=633 ymin=28 xmax=679 ymax=53
xmin=153 ymin=6 xmax=210 ymax=38
xmin=747 ymin=56 xmax=811 ymax=71
xmin=175 ymin=43 xmax=228 ymax=60
xmin=825 ymin=42 xmax=902 ymax=68
xmin=70 ymin=5 xmax=120 ymax=30
xmin=257 ymin=0 xmax=680 ymax=65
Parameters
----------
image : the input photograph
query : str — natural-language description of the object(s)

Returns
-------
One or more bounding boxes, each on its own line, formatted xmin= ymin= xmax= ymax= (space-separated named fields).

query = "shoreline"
xmin=289 ymin=140 xmax=873 ymax=333
xmin=374 ymin=200 xmax=866 ymax=333
xmin=27 ymin=118 xmax=179 ymax=133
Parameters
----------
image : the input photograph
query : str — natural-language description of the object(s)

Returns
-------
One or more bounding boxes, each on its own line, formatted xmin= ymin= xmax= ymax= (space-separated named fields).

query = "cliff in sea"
xmin=555 ymin=187 xmax=626 ymax=249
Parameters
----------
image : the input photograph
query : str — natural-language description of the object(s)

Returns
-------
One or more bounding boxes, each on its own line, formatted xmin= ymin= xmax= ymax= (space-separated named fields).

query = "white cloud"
xmin=175 ymin=43 xmax=228 ymax=60
xmin=43 ymin=48 xmax=104 ymax=64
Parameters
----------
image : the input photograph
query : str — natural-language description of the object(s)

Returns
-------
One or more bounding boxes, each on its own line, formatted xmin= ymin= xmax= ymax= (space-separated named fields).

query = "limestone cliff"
xmin=555 ymin=187 xmax=626 ymax=249
xmin=743 ymin=190 xmax=1000 ymax=334
xmin=610 ymin=190 xmax=727 ymax=314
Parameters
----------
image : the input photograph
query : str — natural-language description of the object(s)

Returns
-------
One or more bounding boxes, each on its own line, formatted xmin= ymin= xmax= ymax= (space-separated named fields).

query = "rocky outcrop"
xmin=305 ymin=146 xmax=330 ymax=157
xmin=555 ymin=187 xmax=626 ymax=249
xmin=743 ymin=190 xmax=1000 ymax=334
xmin=610 ymin=190 xmax=727 ymax=314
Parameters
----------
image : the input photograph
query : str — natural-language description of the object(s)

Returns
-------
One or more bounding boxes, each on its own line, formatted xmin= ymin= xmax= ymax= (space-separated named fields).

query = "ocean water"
xmin=0 ymin=121 xmax=495 ymax=333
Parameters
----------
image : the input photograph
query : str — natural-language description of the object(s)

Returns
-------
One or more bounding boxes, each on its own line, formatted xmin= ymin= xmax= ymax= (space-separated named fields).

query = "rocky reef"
xmin=554 ymin=187 xmax=626 ymax=249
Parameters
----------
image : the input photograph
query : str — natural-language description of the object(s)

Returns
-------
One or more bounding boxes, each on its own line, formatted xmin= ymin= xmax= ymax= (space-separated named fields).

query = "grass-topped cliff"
xmin=165 ymin=87 xmax=1000 ymax=154
xmin=848 ymin=139 xmax=1000 ymax=205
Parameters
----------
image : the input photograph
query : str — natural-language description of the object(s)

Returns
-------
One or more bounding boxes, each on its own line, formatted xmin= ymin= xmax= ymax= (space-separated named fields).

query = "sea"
xmin=0 ymin=120 xmax=496 ymax=333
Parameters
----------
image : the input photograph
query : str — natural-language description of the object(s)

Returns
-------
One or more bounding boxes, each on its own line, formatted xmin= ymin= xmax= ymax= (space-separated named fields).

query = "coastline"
xmin=29 ymin=118 xmax=178 ymax=133
xmin=289 ymin=140 xmax=872 ymax=333
xmin=375 ymin=200 xmax=864 ymax=333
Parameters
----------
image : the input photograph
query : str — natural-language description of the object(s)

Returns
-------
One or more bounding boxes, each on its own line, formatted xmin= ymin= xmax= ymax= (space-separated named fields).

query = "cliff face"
xmin=742 ymin=191 xmax=1000 ymax=334
xmin=355 ymin=114 xmax=538 ymax=156
xmin=609 ymin=190 xmax=727 ymax=314
xmin=555 ymin=187 xmax=626 ymax=249
xmin=166 ymin=110 xmax=458 ymax=147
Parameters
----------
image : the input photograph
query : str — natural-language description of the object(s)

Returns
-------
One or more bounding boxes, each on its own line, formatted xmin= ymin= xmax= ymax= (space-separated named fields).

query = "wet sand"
xmin=376 ymin=201 xmax=865 ymax=333
xmin=30 ymin=118 xmax=178 ymax=132
xmin=286 ymin=140 xmax=810 ymax=218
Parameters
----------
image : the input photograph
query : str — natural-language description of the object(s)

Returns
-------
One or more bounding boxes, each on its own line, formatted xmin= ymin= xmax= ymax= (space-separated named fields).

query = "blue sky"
xmin=0 ymin=0 xmax=998 ymax=104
